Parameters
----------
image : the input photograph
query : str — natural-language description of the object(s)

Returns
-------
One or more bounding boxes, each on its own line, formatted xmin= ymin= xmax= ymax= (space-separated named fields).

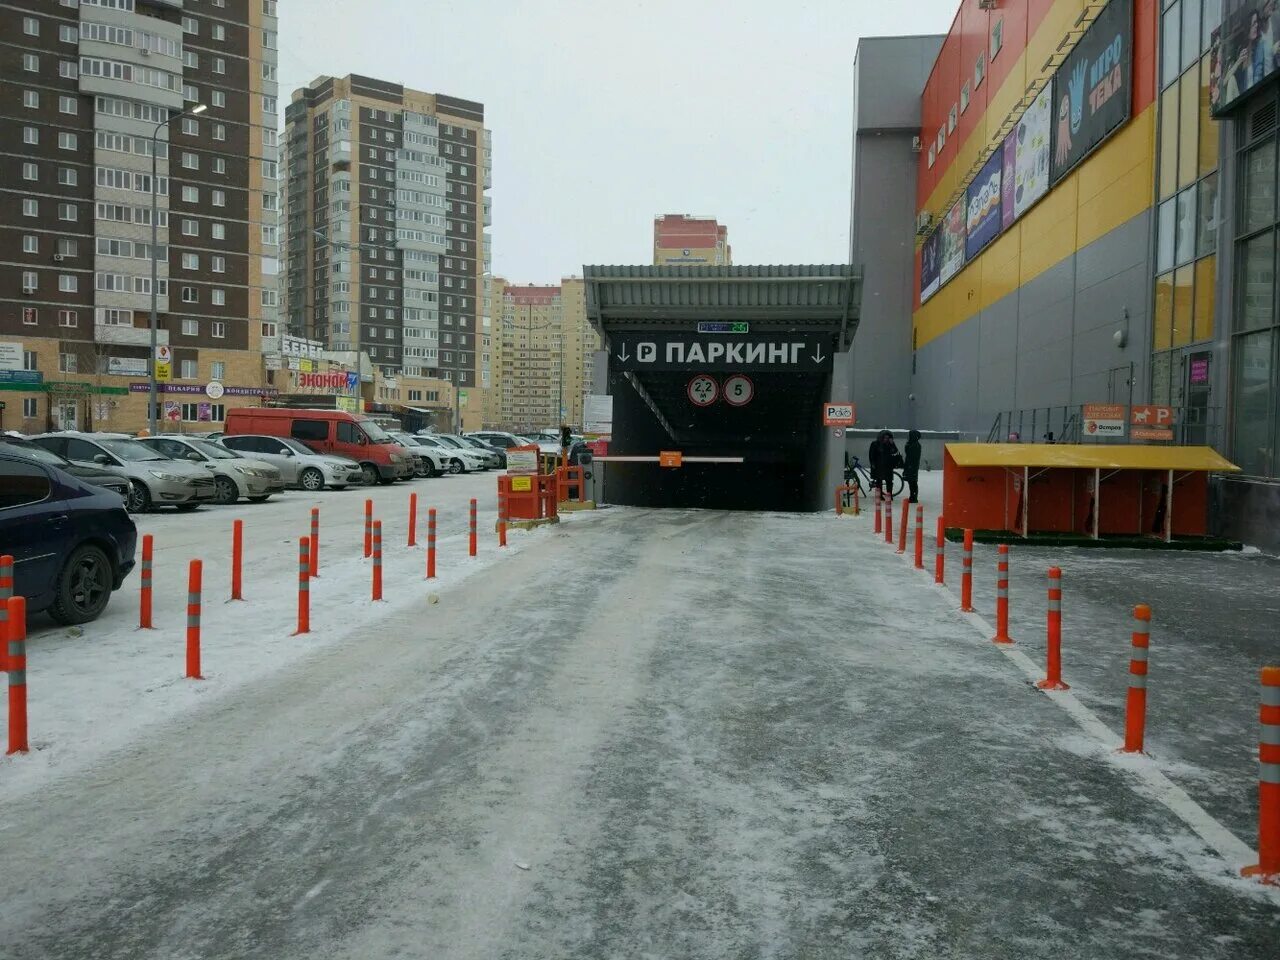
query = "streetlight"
xmin=147 ymin=102 xmax=206 ymax=436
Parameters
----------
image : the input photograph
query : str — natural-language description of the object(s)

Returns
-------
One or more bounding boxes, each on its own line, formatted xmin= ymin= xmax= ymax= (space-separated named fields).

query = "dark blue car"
xmin=0 ymin=450 xmax=137 ymax=626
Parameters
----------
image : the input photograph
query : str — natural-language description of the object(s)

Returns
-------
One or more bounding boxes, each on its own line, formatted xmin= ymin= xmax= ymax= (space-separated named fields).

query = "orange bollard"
xmin=874 ymin=491 xmax=883 ymax=535
xmin=364 ymin=498 xmax=373 ymax=558
xmin=1122 ymin=604 xmax=1151 ymax=753
xmin=294 ymin=538 xmax=310 ymax=635
xmin=897 ymin=499 xmax=909 ymax=554
xmin=139 ymin=535 xmax=154 ymax=629
xmin=884 ymin=495 xmax=894 ymax=545
xmin=851 ymin=484 xmax=860 ymax=516
xmin=185 ymin=559 xmax=204 ymax=680
xmin=231 ymin=519 xmax=244 ymax=600
xmin=835 ymin=485 xmax=843 ymax=516
xmin=309 ymin=507 xmax=320 ymax=578
xmin=408 ymin=492 xmax=418 ymax=547
xmin=960 ymin=529 xmax=975 ymax=612
xmin=498 ymin=492 xmax=508 ymax=548
xmin=914 ymin=504 xmax=925 ymax=570
xmin=469 ymin=498 xmax=478 ymax=557
xmin=0 ymin=554 xmax=12 ymax=670
xmin=6 ymin=595 xmax=28 ymax=754
xmin=427 ymin=508 xmax=437 ymax=579
xmin=1036 ymin=567 xmax=1068 ymax=690
xmin=935 ymin=516 xmax=945 ymax=584
xmin=991 ymin=544 xmax=1014 ymax=644
xmin=1243 ymin=666 xmax=1280 ymax=884
xmin=372 ymin=520 xmax=383 ymax=601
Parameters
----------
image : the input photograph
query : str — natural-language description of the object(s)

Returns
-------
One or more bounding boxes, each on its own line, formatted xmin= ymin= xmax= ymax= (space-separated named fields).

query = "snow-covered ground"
xmin=2 ymin=478 xmax=1278 ymax=959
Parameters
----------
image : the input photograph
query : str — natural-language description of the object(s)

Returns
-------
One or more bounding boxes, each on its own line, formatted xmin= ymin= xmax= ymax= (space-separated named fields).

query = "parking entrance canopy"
xmin=945 ymin=444 xmax=1240 ymax=472
xmin=609 ymin=331 xmax=835 ymax=373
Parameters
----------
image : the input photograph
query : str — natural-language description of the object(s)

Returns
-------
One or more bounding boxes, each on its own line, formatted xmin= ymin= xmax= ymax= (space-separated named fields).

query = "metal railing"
xmin=986 ymin=405 xmax=1226 ymax=449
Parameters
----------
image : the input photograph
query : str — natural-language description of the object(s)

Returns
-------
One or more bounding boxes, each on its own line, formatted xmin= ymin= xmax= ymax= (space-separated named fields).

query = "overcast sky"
xmin=279 ymin=0 xmax=960 ymax=283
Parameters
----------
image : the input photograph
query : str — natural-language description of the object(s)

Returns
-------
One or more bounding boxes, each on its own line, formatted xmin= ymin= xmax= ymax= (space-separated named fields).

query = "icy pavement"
xmin=2 ymin=495 xmax=1279 ymax=958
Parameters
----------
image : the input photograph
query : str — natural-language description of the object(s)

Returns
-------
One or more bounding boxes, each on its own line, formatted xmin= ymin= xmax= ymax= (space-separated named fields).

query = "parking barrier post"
xmin=835 ymin=485 xmax=843 ymax=516
xmin=851 ymin=484 xmax=860 ymax=516
xmin=372 ymin=520 xmax=383 ymax=601
xmin=469 ymin=498 xmax=478 ymax=557
xmin=874 ymin=491 xmax=883 ymax=535
xmin=0 ymin=554 xmax=12 ymax=670
xmin=914 ymin=504 xmax=925 ymax=570
xmin=1243 ymin=666 xmax=1280 ymax=884
xmin=6 ymin=596 xmax=27 ymax=754
xmin=185 ymin=559 xmax=203 ymax=680
xmin=309 ymin=508 xmax=320 ymax=578
xmin=1036 ymin=567 xmax=1068 ymax=690
xmin=139 ymin=535 xmax=154 ymax=629
xmin=897 ymin=499 xmax=909 ymax=554
xmin=364 ymin=498 xmax=373 ymax=558
xmin=427 ymin=508 xmax=437 ymax=579
xmin=992 ymin=544 xmax=1014 ymax=644
xmin=231 ymin=519 xmax=244 ymax=600
xmin=408 ymin=492 xmax=418 ymax=547
xmin=1122 ymin=604 xmax=1151 ymax=752
xmin=498 ymin=492 xmax=508 ymax=548
xmin=294 ymin=538 xmax=310 ymax=635
xmin=960 ymin=529 xmax=975 ymax=612
xmin=935 ymin=517 xmax=945 ymax=584
xmin=884 ymin=495 xmax=894 ymax=545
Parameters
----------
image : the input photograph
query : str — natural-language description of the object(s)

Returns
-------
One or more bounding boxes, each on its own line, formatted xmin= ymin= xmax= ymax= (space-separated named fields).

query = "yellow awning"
xmin=945 ymin=443 xmax=1240 ymax=472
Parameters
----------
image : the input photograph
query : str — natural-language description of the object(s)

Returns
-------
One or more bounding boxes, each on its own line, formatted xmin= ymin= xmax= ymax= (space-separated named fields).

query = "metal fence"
xmin=986 ymin=406 xmax=1226 ymax=449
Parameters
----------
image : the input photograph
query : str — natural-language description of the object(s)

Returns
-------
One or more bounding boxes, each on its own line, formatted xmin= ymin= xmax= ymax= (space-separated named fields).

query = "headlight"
xmin=148 ymin=471 xmax=184 ymax=482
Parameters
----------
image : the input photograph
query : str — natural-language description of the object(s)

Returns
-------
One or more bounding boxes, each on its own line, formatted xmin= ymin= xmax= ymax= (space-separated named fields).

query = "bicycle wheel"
xmin=890 ymin=471 xmax=906 ymax=498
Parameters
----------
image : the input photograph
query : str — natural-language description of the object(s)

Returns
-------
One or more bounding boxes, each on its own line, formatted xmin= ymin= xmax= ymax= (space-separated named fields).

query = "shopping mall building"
xmin=850 ymin=0 xmax=1280 ymax=548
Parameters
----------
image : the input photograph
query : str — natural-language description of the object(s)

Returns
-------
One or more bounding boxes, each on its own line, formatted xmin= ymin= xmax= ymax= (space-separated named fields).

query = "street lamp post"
xmin=148 ymin=103 xmax=205 ymax=436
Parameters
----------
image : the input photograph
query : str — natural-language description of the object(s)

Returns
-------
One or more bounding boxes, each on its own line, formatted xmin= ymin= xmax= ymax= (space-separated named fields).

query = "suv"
xmin=0 ymin=435 xmax=131 ymax=503
xmin=412 ymin=434 xmax=486 ymax=474
xmin=30 ymin=433 xmax=216 ymax=513
xmin=388 ymin=432 xmax=448 ymax=477
xmin=138 ymin=436 xmax=284 ymax=505
xmin=0 ymin=450 xmax=137 ymax=625
xmin=218 ymin=435 xmax=364 ymax=491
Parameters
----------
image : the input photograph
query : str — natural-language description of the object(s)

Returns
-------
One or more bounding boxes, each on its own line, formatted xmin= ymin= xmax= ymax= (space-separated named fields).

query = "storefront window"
xmin=1152 ymin=351 xmax=1173 ymax=404
xmin=1163 ymin=0 xmax=1183 ymax=89
xmin=1176 ymin=188 xmax=1198 ymax=263
xmin=1160 ymin=85 xmax=1181 ymax=199
xmin=1155 ymin=273 xmax=1175 ymax=350
xmin=1195 ymin=255 xmax=1217 ymax=340
xmin=1173 ymin=264 xmax=1195 ymax=346
xmin=1180 ymin=71 xmax=1202 ymax=186
xmin=1158 ymin=198 xmax=1177 ymax=271
xmin=1199 ymin=56 xmax=1219 ymax=174
xmin=1232 ymin=331 xmax=1274 ymax=476
xmin=1197 ymin=172 xmax=1219 ymax=255
xmin=1181 ymin=0 xmax=1200 ymax=68
xmin=1202 ymin=0 xmax=1222 ymax=52
xmin=1242 ymin=143 xmax=1276 ymax=232
xmin=1238 ymin=231 xmax=1275 ymax=331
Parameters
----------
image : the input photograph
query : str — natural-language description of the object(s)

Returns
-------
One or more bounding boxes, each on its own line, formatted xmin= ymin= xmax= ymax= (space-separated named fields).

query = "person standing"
xmin=903 ymin=429 xmax=922 ymax=503
xmin=869 ymin=430 xmax=901 ymax=500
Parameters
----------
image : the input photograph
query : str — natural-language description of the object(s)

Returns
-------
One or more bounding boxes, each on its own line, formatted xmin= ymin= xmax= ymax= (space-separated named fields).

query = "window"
xmin=59 ymin=167 xmax=77 ymax=186
xmin=211 ymin=223 xmax=226 ymax=240
xmin=182 ymin=15 xmax=197 ymax=34
xmin=960 ymin=82 xmax=970 ymax=114
xmin=182 ymin=318 xmax=199 ymax=335
xmin=212 ymin=190 xmax=226 ymax=207
xmin=212 ymin=321 xmax=226 ymax=338
xmin=183 ymin=118 xmax=199 ymax=136
xmin=181 ymin=287 xmax=198 ymax=304
xmin=182 ymin=152 xmax=199 ymax=170
xmin=0 ymin=460 xmax=51 ymax=510
xmin=58 ymin=275 xmax=78 ymax=293
xmin=212 ymin=255 xmax=225 ymax=273
xmin=59 ymin=61 xmax=78 ymax=79
xmin=22 ymin=399 xmax=38 ymax=420
xmin=183 ymin=218 xmax=199 ymax=236
xmin=23 ymin=127 xmax=38 ymax=145
xmin=60 ymin=24 xmax=77 ymax=43
xmin=23 ymin=235 xmax=37 ymax=254
xmin=213 ymin=124 xmax=226 ymax=141
xmin=291 ymin=418 xmax=329 ymax=442
xmin=58 ymin=309 xmax=78 ymax=327
xmin=59 ymin=203 xmax=77 ymax=222
xmin=23 ymin=198 xmax=39 ymax=218
xmin=262 ymin=95 xmax=277 ymax=114
xmin=59 ymin=352 xmax=77 ymax=374
xmin=183 ymin=51 xmax=199 ymax=69
xmin=183 ymin=186 xmax=199 ymax=203
xmin=180 ymin=360 xmax=197 ymax=379
xmin=22 ymin=162 xmax=38 ymax=182
xmin=214 ymin=57 xmax=226 ymax=75
xmin=212 ymin=289 xmax=226 ymax=306
xmin=211 ymin=361 xmax=226 ymax=380
xmin=182 ymin=253 xmax=199 ymax=270
xmin=23 ymin=54 xmax=38 ymax=72
xmin=22 ymin=272 xmax=37 ymax=293
xmin=262 ymin=225 xmax=277 ymax=244
xmin=990 ymin=18 xmax=1003 ymax=59
xmin=261 ymin=289 xmax=278 ymax=307
xmin=58 ymin=238 xmax=77 ymax=258
xmin=213 ymin=24 xmax=226 ymax=41
xmin=23 ymin=90 xmax=38 ymax=109
xmin=212 ymin=90 xmax=226 ymax=108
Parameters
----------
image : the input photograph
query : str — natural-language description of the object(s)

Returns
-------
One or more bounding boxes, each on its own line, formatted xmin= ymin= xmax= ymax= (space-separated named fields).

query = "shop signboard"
xmin=966 ymin=150 xmax=1003 ymax=259
xmin=106 ymin=357 xmax=149 ymax=377
xmin=919 ymin=227 xmax=941 ymax=304
xmin=1083 ymin=402 xmax=1128 ymax=438
xmin=1004 ymin=85 xmax=1052 ymax=225
xmin=0 ymin=370 xmax=43 ymax=384
xmin=0 ymin=342 xmax=21 ymax=371
xmin=1050 ymin=0 xmax=1132 ymax=184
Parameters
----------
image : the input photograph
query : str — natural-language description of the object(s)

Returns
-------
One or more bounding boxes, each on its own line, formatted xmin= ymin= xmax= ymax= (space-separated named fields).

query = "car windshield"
xmin=192 ymin=439 xmax=241 ymax=460
xmin=2 ymin=441 xmax=67 ymax=467
xmin=100 ymin=439 xmax=168 ymax=461
xmin=461 ymin=437 xmax=489 ymax=449
xmin=357 ymin=418 xmax=393 ymax=443
xmin=435 ymin=435 xmax=468 ymax=449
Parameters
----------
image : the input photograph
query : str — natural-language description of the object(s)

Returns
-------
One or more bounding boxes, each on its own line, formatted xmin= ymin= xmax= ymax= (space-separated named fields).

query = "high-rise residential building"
xmin=652 ymin=214 xmax=731 ymax=265
xmin=0 ymin=0 xmax=280 ymax=434
xmin=488 ymin=279 xmax=598 ymax=430
xmin=282 ymin=74 xmax=491 ymax=429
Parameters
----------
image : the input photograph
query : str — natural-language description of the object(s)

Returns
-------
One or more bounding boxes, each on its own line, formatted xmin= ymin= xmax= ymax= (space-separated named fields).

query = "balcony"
xmin=95 ymin=324 xmax=169 ymax=347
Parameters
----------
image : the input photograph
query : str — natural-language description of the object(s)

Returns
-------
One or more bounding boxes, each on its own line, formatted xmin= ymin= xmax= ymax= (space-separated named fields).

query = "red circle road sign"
xmin=722 ymin=374 xmax=754 ymax=407
xmin=687 ymin=374 xmax=719 ymax=407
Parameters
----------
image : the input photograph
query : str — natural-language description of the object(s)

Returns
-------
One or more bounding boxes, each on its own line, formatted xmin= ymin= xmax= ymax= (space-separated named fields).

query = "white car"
xmin=411 ymin=434 xmax=486 ymax=474
xmin=218 ymin=435 xmax=365 ymax=491
xmin=434 ymin=433 xmax=498 ymax=470
xmin=387 ymin=433 xmax=445 ymax=478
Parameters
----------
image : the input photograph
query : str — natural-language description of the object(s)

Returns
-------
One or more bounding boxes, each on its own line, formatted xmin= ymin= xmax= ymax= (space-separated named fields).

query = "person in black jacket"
xmin=868 ymin=430 xmax=902 ymax=500
xmin=903 ymin=429 xmax=922 ymax=503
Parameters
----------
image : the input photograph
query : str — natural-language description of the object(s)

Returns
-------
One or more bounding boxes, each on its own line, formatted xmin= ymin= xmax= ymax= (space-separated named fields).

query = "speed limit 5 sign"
xmin=722 ymin=374 xmax=754 ymax=407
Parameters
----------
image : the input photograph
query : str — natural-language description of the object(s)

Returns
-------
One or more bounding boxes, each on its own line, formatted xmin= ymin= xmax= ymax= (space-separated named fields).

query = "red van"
xmin=224 ymin=408 xmax=410 ymax=485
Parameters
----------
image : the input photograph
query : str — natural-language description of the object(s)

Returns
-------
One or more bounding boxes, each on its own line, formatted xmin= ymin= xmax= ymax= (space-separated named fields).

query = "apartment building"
xmin=0 ymin=0 xmax=280 ymax=433
xmin=652 ymin=213 xmax=731 ymax=265
xmin=282 ymin=73 xmax=491 ymax=429
xmin=488 ymin=278 xmax=598 ymax=430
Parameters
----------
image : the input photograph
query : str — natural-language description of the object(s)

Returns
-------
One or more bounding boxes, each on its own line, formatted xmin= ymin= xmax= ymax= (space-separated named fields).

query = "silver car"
xmin=30 ymin=433 xmax=217 ymax=512
xmin=139 ymin=436 xmax=283 ymax=505
xmin=219 ymin=435 xmax=364 ymax=491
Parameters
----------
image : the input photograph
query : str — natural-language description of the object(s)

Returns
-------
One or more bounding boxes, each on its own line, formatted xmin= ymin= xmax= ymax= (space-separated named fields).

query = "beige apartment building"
xmin=652 ymin=214 xmax=731 ymax=266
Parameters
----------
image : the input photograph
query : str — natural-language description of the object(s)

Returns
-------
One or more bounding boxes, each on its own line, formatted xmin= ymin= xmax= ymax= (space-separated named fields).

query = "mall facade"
xmin=851 ymin=0 xmax=1280 ymax=549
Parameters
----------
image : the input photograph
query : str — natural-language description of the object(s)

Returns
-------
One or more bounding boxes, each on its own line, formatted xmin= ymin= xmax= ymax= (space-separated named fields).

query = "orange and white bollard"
xmin=498 ymin=492 xmax=508 ymax=548
xmin=1036 ymin=567 xmax=1068 ymax=690
xmin=960 ymin=529 xmax=975 ymax=612
xmin=1122 ymin=604 xmax=1151 ymax=753
xmin=426 ymin=508 xmax=437 ymax=579
xmin=372 ymin=520 xmax=383 ymax=601
xmin=935 ymin=517 xmax=945 ymax=584
xmin=991 ymin=544 xmax=1014 ymax=644
xmin=874 ymin=492 xmax=883 ymax=535
xmin=185 ymin=559 xmax=203 ymax=680
xmin=295 ymin=538 xmax=310 ymax=635
xmin=835 ymin=486 xmax=844 ymax=516
xmin=139 ymin=535 xmax=154 ymax=629
xmin=364 ymin=498 xmax=373 ymax=558
xmin=309 ymin=507 xmax=320 ymax=578
xmin=408 ymin=492 xmax=418 ymax=547
xmin=469 ymin=498 xmax=478 ymax=557
xmin=913 ymin=504 xmax=925 ymax=570
xmin=232 ymin=519 xmax=245 ymax=600
xmin=1 ymin=554 xmax=13 ymax=671
xmin=897 ymin=499 xmax=909 ymax=554
xmin=1243 ymin=666 xmax=1280 ymax=884
xmin=884 ymin=495 xmax=894 ymax=545
xmin=6 ymin=595 xmax=28 ymax=754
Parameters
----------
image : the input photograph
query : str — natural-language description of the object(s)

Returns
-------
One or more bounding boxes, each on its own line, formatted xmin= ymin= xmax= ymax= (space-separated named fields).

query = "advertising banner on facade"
xmin=1211 ymin=1 xmax=1280 ymax=114
xmin=1008 ymin=85 xmax=1053 ymax=221
xmin=1050 ymin=0 xmax=1132 ymax=184
xmin=106 ymin=357 xmax=149 ymax=377
xmin=919 ymin=228 xmax=941 ymax=303
xmin=939 ymin=199 xmax=966 ymax=284
xmin=966 ymin=150 xmax=1003 ymax=259
xmin=1001 ymin=134 xmax=1017 ymax=229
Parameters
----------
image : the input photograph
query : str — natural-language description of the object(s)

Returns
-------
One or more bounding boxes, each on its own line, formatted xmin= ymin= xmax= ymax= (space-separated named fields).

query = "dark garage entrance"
xmin=585 ymin=265 xmax=861 ymax=511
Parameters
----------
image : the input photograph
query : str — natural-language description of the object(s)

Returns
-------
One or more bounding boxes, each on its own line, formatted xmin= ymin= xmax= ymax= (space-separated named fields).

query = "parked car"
xmin=30 ymin=433 xmax=216 ymax=513
xmin=434 ymin=433 xmax=498 ymax=469
xmin=217 ymin=435 xmax=364 ymax=491
xmin=411 ymin=434 xmax=486 ymax=474
xmin=453 ymin=434 xmax=504 ymax=469
xmin=0 ymin=435 xmax=131 ymax=503
xmin=0 ymin=450 xmax=137 ymax=625
xmin=465 ymin=431 xmax=530 ymax=454
xmin=388 ymin=432 xmax=448 ymax=477
xmin=138 ymin=436 xmax=284 ymax=505
xmin=223 ymin=408 xmax=410 ymax=486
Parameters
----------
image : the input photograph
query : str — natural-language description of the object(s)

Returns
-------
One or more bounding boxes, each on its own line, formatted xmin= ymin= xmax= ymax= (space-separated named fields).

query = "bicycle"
xmin=843 ymin=454 xmax=905 ymax=504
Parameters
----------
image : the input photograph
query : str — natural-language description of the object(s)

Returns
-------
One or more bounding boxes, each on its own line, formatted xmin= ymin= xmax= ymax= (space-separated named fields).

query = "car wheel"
xmin=423 ymin=459 xmax=438 ymax=478
xmin=300 ymin=467 xmax=325 ymax=492
xmin=248 ymin=495 xmax=271 ymax=503
xmin=214 ymin=476 xmax=239 ymax=505
xmin=448 ymin=459 xmax=463 ymax=475
xmin=49 ymin=544 xmax=113 ymax=626
xmin=361 ymin=463 xmax=380 ymax=486
xmin=414 ymin=462 xmax=430 ymax=478
xmin=127 ymin=481 xmax=152 ymax=513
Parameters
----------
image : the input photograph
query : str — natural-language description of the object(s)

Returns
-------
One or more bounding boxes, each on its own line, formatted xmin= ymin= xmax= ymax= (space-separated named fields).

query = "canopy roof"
xmin=945 ymin=443 xmax=1240 ymax=472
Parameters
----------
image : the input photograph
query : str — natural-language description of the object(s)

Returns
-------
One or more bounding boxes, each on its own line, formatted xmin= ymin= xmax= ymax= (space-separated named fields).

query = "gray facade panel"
xmin=852 ymin=36 xmax=944 ymax=132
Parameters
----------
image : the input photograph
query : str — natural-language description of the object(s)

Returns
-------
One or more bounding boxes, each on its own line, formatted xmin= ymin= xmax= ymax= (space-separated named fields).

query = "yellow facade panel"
xmin=1019 ymin=177 xmax=1078 ymax=282
xmin=979 ymin=225 xmax=1021 ymax=305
